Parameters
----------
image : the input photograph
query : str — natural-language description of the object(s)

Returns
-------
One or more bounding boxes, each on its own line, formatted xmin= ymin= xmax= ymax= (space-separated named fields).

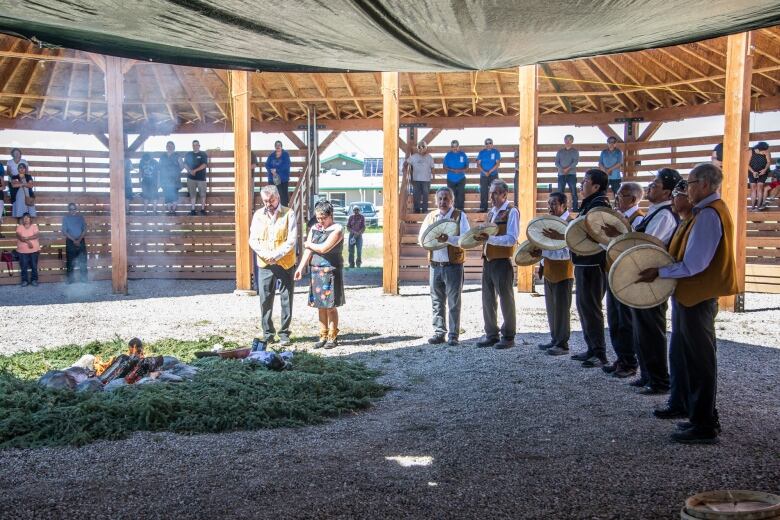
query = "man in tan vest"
xmin=475 ymin=179 xmax=519 ymax=349
xmin=638 ymin=163 xmax=737 ymax=444
xmin=533 ymin=192 xmax=574 ymax=356
xmin=418 ymin=187 xmax=470 ymax=346
xmin=249 ymin=185 xmax=298 ymax=349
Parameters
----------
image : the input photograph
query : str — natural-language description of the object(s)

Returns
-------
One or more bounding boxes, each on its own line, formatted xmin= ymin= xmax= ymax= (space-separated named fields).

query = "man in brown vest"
xmin=418 ymin=187 xmax=471 ymax=346
xmin=475 ymin=179 xmax=519 ymax=349
xmin=638 ymin=163 xmax=737 ymax=444
xmin=533 ymin=192 xmax=574 ymax=356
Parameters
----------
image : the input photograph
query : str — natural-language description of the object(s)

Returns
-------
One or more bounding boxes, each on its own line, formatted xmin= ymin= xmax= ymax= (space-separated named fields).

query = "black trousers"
xmin=631 ymin=302 xmax=669 ymax=390
xmin=65 ymin=239 xmax=88 ymax=282
xmin=666 ymin=302 xmax=688 ymax=412
xmin=482 ymin=258 xmax=516 ymax=340
xmin=544 ymin=278 xmax=573 ymax=347
xmin=671 ymin=298 xmax=719 ymax=429
xmin=412 ymin=181 xmax=430 ymax=213
xmin=277 ymin=181 xmax=290 ymax=207
xmin=574 ymin=265 xmax=607 ymax=359
xmin=447 ymin=178 xmax=466 ymax=211
xmin=606 ymin=285 xmax=636 ymax=368
xmin=257 ymin=264 xmax=294 ymax=342
xmin=479 ymin=174 xmax=497 ymax=212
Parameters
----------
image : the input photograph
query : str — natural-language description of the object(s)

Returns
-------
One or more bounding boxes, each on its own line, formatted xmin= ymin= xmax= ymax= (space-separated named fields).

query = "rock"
xmin=136 ymin=376 xmax=160 ymax=385
xmin=75 ymin=378 xmax=104 ymax=393
xmin=104 ymin=379 xmax=128 ymax=392
xmin=157 ymin=372 xmax=184 ymax=383
xmin=161 ymin=356 xmax=179 ymax=370
xmin=38 ymin=370 xmax=76 ymax=391
xmin=71 ymin=354 xmax=96 ymax=371
xmin=169 ymin=363 xmax=198 ymax=380
xmin=64 ymin=367 xmax=92 ymax=384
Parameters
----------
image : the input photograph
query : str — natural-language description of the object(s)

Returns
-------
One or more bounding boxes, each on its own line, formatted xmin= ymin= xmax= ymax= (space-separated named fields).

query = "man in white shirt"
xmin=474 ymin=179 xmax=519 ymax=349
xmin=248 ymin=185 xmax=298 ymax=349
xmin=418 ymin=187 xmax=471 ymax=346
xmin=404 ymin=141 xmax=435 ymax=213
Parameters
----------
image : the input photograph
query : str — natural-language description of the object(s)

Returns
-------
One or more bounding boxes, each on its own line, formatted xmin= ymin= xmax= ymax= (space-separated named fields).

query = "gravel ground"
xmin=1 ymin=272 xmax=778 ymax=519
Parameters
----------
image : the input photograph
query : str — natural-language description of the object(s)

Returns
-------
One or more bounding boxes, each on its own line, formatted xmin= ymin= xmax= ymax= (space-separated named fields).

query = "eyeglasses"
xmin=485 ymin=141 xmax=493 ymax=145
xmin=687 ymin=180 xmax=700 ymax=185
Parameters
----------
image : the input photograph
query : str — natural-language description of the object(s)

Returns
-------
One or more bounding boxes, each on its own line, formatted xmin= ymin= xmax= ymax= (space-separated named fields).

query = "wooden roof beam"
xmin=580 ymin=59 xmax=632 ymax=111
xmin=133 ymin=66 xmax=149 ymax=121
xmin=280 ymin=73 xmax=308 ymax=114
xmin=559 ymin=61 xmax=599 ymax=111
xmin=605 ymin=55 xmax=666 ymax=108
xmin=11 ymin=57 xmax=44 ymax=118
xmin=697 ymin=40 xmax=769 ymax=96
xmin=195 ymin=68 xmax=229 ymax=121
xmin=0 ymin=40 xmax=34 ymax=93
xmin=340 ymin=73 xmax=366 ymax=118
xmin=37 ymin=49 xmax=62 ymax=119
xmin=283 ymin=130 xmax=307 ymax=149
xmin=539 ymin=63 xmax=572 ymax=113
xmin=150 ymin=65 xmax=177 ymax=123
xmin=587 ymin=57 xmax=643 ymax=110
xmin=85 ymin=63 xmax=93 ymax=122
xmin=317 ymin=130 xmax=341 ymax=155
xmin=405 ymin=73 xmax=422 ymax=116
xmin=310 ymin=73 xmax=339 ymax=118
xmin=470 ymin=72 xmax=478 ymax=115
xmin=493 ymin=71 xmax=508 ymax=115
xmin=253 ymin=74 xmax=287 ymax=121
xmin=171 ymin=66 xmax=203 ymax=121
xmin=637 ymin=121 xmax=663 ymax=142
xmin=630 ymin=52 xmax=706 ymax=104
xmin=435 ymin=72 xmax=448 ymax=116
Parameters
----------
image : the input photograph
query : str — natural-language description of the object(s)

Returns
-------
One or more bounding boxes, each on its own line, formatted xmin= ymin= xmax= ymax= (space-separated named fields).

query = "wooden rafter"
xmin=605 ymin=55 xmax=665 ymax=108
xmin=195 ymin=67 xmax=229 ymax=121
xmin=696 ymin=40 xmax=768 ymax=96
xmin=587 ymin=57 xmax=642 ymax=110
xmin=171 ymin=66 xmax=203 ymax=121
xmin=317 ymin=130 xmax=341 ymax=155
xmin=340 ymin=73 xmax=366 ymax=118
xmin=470 ymin=72 xmax=477 ymax=115
xmin=631 ymin=52 xmax=705 ymax=105
xmin=0 ymin=40 xmax=32 ymax=93
xmin=637 ymin=121 xmax=663 ymax=142
xmin=37 ymin=49 xmax=62 ymax=119
xmin=560 ymin=61 xmax=599 ymax=111
xmin=283 ymin=130 xmax=307 ymax=149
xmin=150 ymin=65 xmax=177 ymax=122
xmin=253 ymin=74 xmax=287 ymax=121
xmin=310 ymin=73 xmax=339 ymax=118
xmin=493 ymin=71 xmax=508 ymax=115
xmin=11 ymin=56 xmax=43 ymax=117
xmin=280 ymin=73 xmax=308 ymax=114
xmin=133 ymin=66 xmax=149 ymax=120
xmin=435 ymin=73 xmax=448 ymax=116
xmin=540 ymin=63 xmax=572 ymax=113
xmin=405 ymin=73 xmax=421 ymax=116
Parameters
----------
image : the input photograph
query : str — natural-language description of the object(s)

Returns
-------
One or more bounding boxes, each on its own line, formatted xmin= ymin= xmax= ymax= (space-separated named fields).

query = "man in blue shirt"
xmin=62 ymin=202 xmax=88 ymax=283
xmin=476 ymin=138 xmax=501 ymax=212
xmin=443 ymin=139 xmax=469 ymax=210
xmin=598 ymin=136 xmax=624 ymax=197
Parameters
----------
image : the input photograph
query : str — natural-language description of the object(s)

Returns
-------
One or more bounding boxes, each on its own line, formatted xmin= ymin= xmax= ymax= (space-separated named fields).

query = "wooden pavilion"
xmin=0 ymin=28 xmax=778 ymax=311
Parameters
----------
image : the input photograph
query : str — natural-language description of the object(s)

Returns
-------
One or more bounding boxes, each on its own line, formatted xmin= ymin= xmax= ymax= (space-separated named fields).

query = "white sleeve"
xmin=487 ymin=208 xmax=519 ymax=247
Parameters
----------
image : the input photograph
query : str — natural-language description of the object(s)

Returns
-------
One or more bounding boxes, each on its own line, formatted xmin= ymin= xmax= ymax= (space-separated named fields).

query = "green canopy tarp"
xmin=1 ymin=0 xmax=779 ymax=71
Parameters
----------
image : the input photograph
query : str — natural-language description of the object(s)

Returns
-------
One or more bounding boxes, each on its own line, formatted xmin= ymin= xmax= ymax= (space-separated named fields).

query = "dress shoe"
xmin=428 ymin=334 xmax=446 ymax=345
xmin=570 ymin=352 xmax=589 ymax=361
xmin=447 ymin=338 xmax=459 ymax=347
xmin=677 ymin=421 xmax=721 ymax=434
xmin=538 ymin=342 xmax=554 ymax=350
xmin=653 ymin=407 xmax=687 ymax=420
xmin=670 ymin=427 xmax=719 ymax=444
xmin=476 ymin=337 xmax=499 ymax=348
xmin=628 ymin=378 xmax=648 ymax=388
xmin=582 ymin=356 xmax=606 ymax=368
xmin=547 ymin=345 xmax=570 ymax=356
xmin=613 ymin=366 xmax=637 ymax=379
xmin=639 ymin=385 xmax=669 ymax=396
xmin=602 ymin=361 xmax=620 ymax=374
xmin=494 ymin=338 xmax=515 ymax=349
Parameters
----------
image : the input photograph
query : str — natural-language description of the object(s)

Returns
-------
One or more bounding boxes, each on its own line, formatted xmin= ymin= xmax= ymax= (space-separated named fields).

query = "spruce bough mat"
xmin=0 ymin=337 xmax=386 ymax=449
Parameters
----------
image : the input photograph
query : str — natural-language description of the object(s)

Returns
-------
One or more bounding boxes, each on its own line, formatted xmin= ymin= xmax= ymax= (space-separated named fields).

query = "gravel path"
xmin=1 ymin=272 xmax=778 ymax=519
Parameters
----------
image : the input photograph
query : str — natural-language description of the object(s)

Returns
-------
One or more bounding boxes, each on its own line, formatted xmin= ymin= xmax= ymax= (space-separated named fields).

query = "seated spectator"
xmin=16 ymin=212 xmax=40 ymax=287
xmin=62 ymin=202 xmax=88 ymax=284
xmin=139 ymin=153 xmax=160 ymax=214
xmin=11 ymin=162 xmax=36 ymax=219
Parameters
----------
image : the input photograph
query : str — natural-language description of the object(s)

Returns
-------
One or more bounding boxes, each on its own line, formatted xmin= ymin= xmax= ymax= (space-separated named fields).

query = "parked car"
xmin=348 ymin=202 xmax=380 ymax=227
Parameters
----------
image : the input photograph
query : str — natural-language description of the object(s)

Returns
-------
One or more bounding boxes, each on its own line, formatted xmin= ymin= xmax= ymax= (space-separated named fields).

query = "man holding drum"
xmin=533 ymin=192 xmax=574 ymax=356
xmin=638 ymin=163 xmax=737 ymax=444
xmin=602 ymin=182 xmax=646 ymax=379
xmin=474 ymin=179 xmax=519 ymax=349
xmin=418 ymin=187 xmax=471 ymax=346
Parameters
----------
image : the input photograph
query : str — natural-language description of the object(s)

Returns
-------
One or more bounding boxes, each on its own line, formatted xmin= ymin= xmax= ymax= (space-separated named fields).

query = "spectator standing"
xmin=139 ymin=153 xmax=160 ymax=214
xmin=476 ymin=138 xmax=501 ymax=212
xmin=184 ymin=139 xmax=209 ymax=215
xmin=0 ymin=161 xmax=5 ymax=237
xmin=443 ymin=139 xmax=469 ymax=210
xmin=62 ymin=202 xmax=88 ymax=283
xmin=555 ymin=134 xmax=580 ymax=211
xmin=346 ymin=206 xmax=365 ymax=268
xmin=405 ymin=141 xmax=435 ymax=213
xmin=6 ymin=147 xmax=28 ymax=179
xmin=599 ymin=136 xmax=624 ymax=197
xmin=265 ymin=140 xmax=292 ymax=207
xmin=16 ymin=212 xmax=40 ymax=286
xmin=711 ymin=142 xmax=723 ymax=169
xmin=159 ymin=141 xmax=183 ymax=215
xmin=11 ymin=162 xmax=35 ymax=219
xmin=748 ymin=141 xmax=771 ymax=211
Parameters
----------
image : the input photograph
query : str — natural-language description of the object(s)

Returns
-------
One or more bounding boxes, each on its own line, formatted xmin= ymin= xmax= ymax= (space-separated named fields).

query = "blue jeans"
xmin=19 ymin=251 xmax=39 ymax=283
xmin=609 ymin=179 xmax=622 ymax=196
xmin=557 ymin=174 xmax=578 ymax=211
xmin=348 ymin=233 xmax=363 ymax=267
xmin=430 ymin=263 xmax=464 ymax=339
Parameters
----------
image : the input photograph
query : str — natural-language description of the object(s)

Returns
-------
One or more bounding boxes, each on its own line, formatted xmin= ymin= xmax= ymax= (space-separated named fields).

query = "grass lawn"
xmin=0 ymin=337 xmax=386 ymax=449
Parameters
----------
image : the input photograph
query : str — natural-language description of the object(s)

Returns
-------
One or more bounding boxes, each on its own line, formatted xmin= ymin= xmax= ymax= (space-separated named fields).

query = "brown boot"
xmin=324 ymin=328 xmax=339 ymax=349
xmin=313 ymin=325 xmax=328 ymax=349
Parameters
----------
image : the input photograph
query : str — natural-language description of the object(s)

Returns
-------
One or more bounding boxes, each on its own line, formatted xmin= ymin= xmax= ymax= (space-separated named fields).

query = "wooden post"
xmin=517 ymin=65 xmax=539 ymax=292
xmin=105 ymin=56 xmax=128 ymax=294
xmin=720 ymin=32 xmax=753 ymax=312
xmin=230 ymin=70 xmax=255 ymax=295
xmin=382 ymin=72 xmax=400 ymax=295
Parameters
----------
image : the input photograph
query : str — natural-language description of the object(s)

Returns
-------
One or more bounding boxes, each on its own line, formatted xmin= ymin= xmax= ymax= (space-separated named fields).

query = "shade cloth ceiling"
xmin=0 ymin=1 xmax=779 ymax=72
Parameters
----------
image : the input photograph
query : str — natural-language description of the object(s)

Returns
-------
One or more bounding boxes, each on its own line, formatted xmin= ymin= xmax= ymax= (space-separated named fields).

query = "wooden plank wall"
xmin=0 ymin=146 xmax=306 ymax=285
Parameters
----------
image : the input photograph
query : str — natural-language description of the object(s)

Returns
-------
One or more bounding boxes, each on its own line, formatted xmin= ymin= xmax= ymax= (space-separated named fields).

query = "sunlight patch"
xmin=385 ymin=455 xmax=433 ymax=467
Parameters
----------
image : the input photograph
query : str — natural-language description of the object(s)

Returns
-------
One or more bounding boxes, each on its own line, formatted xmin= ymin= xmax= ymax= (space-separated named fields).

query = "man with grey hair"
xmin=418 ymin=187 xmax=471 ymax=346
xmin=638 ymin=163 xmax=737 ymax=444
xmin=404 ymin=141 xmax=435 ymax=213
xmin=555 ymin=134 xmax=580 ymax=211
xmin=249 ymin=184 xmax=298 ymax=349
xmin=474 ymin=179 xmax=519 ymax=349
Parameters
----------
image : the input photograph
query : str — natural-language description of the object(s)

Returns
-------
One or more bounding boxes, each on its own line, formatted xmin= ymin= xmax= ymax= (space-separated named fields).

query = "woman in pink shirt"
xmin=16 ymin=212 xmax=40 ymax=286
